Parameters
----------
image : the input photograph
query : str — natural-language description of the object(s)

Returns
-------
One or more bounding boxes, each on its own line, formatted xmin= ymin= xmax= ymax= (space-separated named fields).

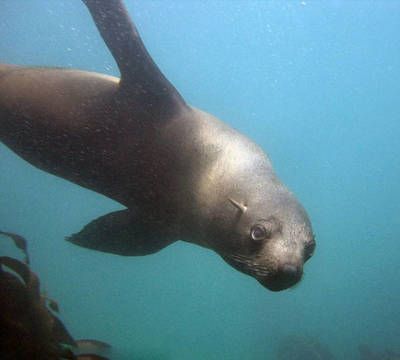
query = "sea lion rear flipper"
xmin=82 ymin=0 xmax=187 ymax=119
xmin=66 ymin=210 xmax=175 ymax=256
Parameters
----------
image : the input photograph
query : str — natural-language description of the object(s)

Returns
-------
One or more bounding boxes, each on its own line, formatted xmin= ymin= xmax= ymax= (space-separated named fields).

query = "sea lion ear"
xmin=228 ymin=198 xmax=247 ymax=214
xmin=82 ymin=0 xmax=187 ymax=119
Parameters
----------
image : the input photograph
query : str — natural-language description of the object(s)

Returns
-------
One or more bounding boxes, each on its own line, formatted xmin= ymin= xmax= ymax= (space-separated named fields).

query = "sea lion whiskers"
xmin=227 ymin=253 xmax=272 ymax=277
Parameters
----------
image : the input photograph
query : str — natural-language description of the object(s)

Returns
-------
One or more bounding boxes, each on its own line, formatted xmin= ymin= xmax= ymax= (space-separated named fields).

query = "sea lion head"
xmin=197 ymin=141 xmax=316 ymax=291
xmin=220 ymin=187 xmax=315 ymax=291
xmin=184 ymin=110 xmax=315 ymax=291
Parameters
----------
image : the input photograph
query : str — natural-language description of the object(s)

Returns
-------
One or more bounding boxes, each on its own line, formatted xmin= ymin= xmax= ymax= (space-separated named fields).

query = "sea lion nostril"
xmin=281 ymin=264 xmax=302 ymax=280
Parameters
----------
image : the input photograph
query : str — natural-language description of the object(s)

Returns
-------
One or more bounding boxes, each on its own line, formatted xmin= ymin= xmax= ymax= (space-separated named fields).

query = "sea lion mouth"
xmin=221 ymin=254 xmax=303 ymax=291
xmin=256 ymin=271 xmax=302 ymax=292
xmin=257 ymin=262 xmax=303 ymax=291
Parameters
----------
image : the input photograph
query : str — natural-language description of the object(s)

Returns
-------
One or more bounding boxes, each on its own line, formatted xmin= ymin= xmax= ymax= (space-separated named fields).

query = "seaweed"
xmin=0 ymin=230 xmax=30 ymax=264
xmin=0 ymin=231 xmax=111 ymax=360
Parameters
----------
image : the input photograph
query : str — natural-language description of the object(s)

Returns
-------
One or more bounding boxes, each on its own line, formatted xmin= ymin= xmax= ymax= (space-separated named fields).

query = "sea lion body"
xmin=0 ymin=65 xmax=259 ymax=228
xmin=0 ymin=1 xmax=315 ymax=291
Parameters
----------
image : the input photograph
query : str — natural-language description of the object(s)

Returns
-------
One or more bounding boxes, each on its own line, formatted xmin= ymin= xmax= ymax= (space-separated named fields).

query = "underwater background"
xmin=1 ymin=1 xmax=399 ymax=359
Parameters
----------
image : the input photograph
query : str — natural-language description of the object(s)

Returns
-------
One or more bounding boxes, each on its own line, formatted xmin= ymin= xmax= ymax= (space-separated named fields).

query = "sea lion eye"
xmin=250 ymin=224 xmax=270 ymax=241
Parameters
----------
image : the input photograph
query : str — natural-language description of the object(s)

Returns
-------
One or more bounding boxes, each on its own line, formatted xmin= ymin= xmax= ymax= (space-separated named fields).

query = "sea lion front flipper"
xmin=82 ymin=0 xmax=187 ymax=119
xmin=66 ymin=210 xmax=175 ymax=256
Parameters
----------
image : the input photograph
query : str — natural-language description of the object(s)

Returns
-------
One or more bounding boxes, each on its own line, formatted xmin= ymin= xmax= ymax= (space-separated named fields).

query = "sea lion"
xmin=0 ymin=0 xmax=315 ymax=291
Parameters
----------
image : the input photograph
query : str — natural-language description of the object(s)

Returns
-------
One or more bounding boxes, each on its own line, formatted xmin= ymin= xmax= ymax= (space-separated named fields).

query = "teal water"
xmin=1 ymin=1 xmax=399 ymax=359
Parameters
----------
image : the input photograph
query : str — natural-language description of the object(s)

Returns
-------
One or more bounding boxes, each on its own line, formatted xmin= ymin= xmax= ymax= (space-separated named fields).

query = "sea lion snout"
xmin=259 ymin=262 xmax=303 ymax=291
xmin=221 ymin=250 xmax=305 ymax=291
xmin=280 ymin=263 xmax=303 ymax=283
